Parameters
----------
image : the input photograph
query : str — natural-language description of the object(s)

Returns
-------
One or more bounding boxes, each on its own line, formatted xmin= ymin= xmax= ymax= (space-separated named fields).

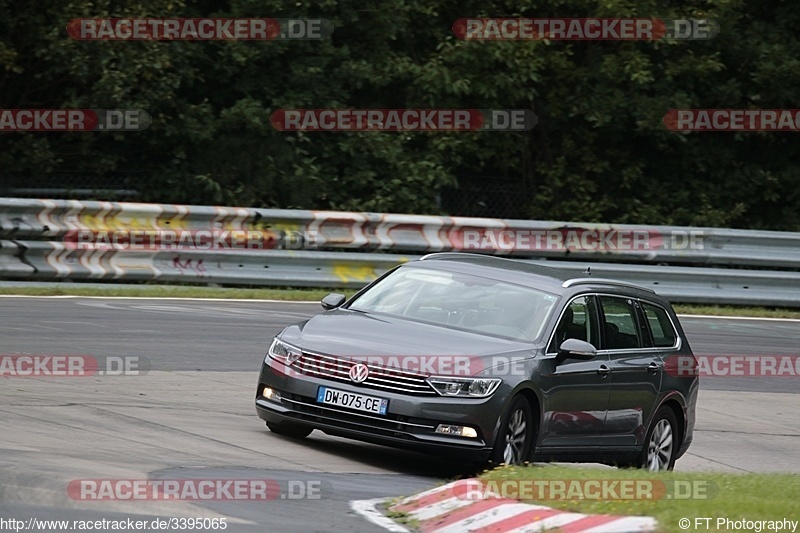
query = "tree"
xmin=1 ymin=0 xmax=799 ymax=230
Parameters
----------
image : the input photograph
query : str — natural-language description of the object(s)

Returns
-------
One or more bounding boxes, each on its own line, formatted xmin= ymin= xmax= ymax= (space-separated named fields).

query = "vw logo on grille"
xmin=349 ymin=363 xmax=369 ymax=384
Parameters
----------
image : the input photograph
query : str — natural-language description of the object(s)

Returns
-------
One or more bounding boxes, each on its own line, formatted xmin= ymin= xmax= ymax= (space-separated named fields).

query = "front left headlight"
xmin=266 ymin=338 xmax=302 ymax=365
xmin=427 ymin=377 xmax=502 ymax=398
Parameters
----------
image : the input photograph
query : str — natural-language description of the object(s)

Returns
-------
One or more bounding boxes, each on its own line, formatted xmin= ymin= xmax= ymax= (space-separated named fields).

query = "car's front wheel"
xmin=266 ymin=421 xmax=313 ymax=439
xmin=636 ymin=407 xmax=678 ymax=471
xmin=489 ymin=396 xmax=535 ymax=466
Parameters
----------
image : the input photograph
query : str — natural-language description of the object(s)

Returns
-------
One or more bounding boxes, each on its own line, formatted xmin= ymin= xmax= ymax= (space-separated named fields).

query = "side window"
xmin=642 ymin=302 xmax=677 ymax=348
xmin=599 ymin=296 xmax=642 ymax=350
xmin=548 ymin=296 xmax=598 ymax=352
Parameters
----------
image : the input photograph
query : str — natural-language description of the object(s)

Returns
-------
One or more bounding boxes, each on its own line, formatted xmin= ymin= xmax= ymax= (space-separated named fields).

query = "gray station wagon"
xmin=255 ymin=253 xmax=698 ymax=470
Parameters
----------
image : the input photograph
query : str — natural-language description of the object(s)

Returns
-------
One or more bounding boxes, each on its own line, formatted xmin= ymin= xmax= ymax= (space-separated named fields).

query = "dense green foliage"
xmin=1 ymin=0 xmax=799 ymax=229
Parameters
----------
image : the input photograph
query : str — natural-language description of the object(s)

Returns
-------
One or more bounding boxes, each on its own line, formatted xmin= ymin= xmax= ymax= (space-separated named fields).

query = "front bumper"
xmin=255 ymin=359 xmax=506 ymax=461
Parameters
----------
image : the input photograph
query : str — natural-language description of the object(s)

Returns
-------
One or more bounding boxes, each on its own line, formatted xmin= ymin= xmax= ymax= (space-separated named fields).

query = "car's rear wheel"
xmin=636 ymin=407 xmax=678 ymax=471
xmin=266 ymin=421 xmax=313 ymax=439
xmin=489 ymin=396 xmax=535 ymax=466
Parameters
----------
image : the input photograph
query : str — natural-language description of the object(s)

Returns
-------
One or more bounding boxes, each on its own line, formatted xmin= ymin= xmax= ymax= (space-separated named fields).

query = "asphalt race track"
xmin=1 ymin=297 xmax=799 ymax=532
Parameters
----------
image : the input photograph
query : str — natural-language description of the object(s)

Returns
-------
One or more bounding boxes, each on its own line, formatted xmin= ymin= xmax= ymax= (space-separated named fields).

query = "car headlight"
xmin=266 ymin=338 xmax=302 ymax=365
xmin=427 ymin=377 xmax=501 ymax=398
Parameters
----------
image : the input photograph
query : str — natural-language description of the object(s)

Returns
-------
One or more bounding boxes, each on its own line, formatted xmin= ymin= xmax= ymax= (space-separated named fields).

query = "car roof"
xmin=413 ymin=253 xmax=656 ymax=297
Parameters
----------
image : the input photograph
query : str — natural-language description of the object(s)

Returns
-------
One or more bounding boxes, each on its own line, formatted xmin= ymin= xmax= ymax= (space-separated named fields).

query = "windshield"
xmin=348 ymin=266 xmax=558 ymax=342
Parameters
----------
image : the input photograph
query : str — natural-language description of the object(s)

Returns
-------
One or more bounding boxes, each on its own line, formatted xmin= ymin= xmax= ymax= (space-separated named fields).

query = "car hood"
xmin=279 ymin=309 xmax=539 ymax=359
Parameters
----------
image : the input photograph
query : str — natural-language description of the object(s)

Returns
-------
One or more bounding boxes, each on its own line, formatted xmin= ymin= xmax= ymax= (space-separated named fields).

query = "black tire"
xmin=266 ymin=421 xmax=313 ymax=439
xmin=488 ymin=396 xmax=535 ymax=466
xmin=635 ymin=406 xmax=678 ymax=471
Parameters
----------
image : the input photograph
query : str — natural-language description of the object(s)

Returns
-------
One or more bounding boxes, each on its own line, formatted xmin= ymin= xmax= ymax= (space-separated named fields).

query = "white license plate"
xmin=316 ymin=386 xmax=388 ymax=415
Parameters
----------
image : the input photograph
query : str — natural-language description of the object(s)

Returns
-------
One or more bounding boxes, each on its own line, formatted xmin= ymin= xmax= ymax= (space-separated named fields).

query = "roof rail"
xmin=562 ymin=277 xmax=656 ymax=293
xmin=418 ymin=252 xmax=471 ymax=260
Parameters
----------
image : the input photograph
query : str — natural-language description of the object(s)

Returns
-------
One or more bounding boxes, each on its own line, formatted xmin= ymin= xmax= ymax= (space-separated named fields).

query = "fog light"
xmin=435 ymin=424 xmax=478 ymax=438
xmin=262 ymin=387 xmax=281 ymax=401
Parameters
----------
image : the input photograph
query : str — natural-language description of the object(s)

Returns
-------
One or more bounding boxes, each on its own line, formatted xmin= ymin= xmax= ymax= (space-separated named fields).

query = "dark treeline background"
xmin=1 ymin=0 xmax=799 ymax=229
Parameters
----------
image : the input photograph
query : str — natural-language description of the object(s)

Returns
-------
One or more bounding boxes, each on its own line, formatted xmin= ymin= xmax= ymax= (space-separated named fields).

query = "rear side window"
xmin=599 ymin=296 xmax=641 ymax=349
xmin=641 ymin=303 xmax=677 ymax=348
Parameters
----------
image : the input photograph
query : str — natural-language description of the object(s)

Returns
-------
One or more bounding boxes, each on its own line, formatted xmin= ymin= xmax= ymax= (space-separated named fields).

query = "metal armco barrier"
xmin=4 ymin=197 xmax=800 ymax=266
xmin=2 ymin=197 xmax=800 ymax=306
xmin=0 ymin=240 xmax=407 ymax=287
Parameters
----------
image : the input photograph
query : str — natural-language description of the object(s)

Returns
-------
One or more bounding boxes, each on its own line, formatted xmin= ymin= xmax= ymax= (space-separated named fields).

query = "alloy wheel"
xmin=503 ymin=408 xmax=528 ymax=464
xmin=647 ymin=419 xmax=674 ymax=471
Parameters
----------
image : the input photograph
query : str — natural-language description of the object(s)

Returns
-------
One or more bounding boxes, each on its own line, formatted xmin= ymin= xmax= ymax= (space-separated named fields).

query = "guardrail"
xmin=2 ymin=198 xmax=800 ymax=306
xmin=0 ymin=240 xmax=407 ymax=288
xmin=4 ymin=197 xmax=800 ymax=266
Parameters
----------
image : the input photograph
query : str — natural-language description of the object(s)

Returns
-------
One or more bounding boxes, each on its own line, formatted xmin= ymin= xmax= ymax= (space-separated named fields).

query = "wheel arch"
xmin=501 ymin=384 xmax=543 ymax=449
xmin=656 ymin=394 xmax=686 ymax=449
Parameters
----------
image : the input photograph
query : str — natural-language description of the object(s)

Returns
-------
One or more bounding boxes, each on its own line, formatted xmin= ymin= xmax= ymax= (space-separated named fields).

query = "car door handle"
xmin=597 ymin=365 xmax=610 ymax=377
xmin=648 ymin=362 xmax=662 ymax=373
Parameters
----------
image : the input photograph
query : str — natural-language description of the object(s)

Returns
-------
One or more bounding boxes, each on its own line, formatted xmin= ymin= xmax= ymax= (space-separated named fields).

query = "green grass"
xmin=479 ymin=465 xmax=800 ymax=533
xmin=383 ymin=501 xmax=420 ymax=530
xmin=0 ymin=285 xmax=358 ymax=301
xmin=1 ymin=284 xmax=800 ymax=318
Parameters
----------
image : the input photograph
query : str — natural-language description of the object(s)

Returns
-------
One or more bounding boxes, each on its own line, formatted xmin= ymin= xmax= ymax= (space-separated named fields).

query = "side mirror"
xmin=321 ymin=293 xmax=346 ymax=310
xmin=557 ymin=339 xmax=597 ymax=360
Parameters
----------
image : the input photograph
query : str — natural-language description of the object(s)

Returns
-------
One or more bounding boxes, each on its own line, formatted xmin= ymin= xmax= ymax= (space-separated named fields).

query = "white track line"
xmin=350 ymin=498 xmax=410 ymax=533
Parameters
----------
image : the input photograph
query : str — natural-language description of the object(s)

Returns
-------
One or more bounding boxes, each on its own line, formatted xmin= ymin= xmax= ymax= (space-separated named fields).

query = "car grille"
xmin=291 ymin=351 xmax=437 ymax=396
